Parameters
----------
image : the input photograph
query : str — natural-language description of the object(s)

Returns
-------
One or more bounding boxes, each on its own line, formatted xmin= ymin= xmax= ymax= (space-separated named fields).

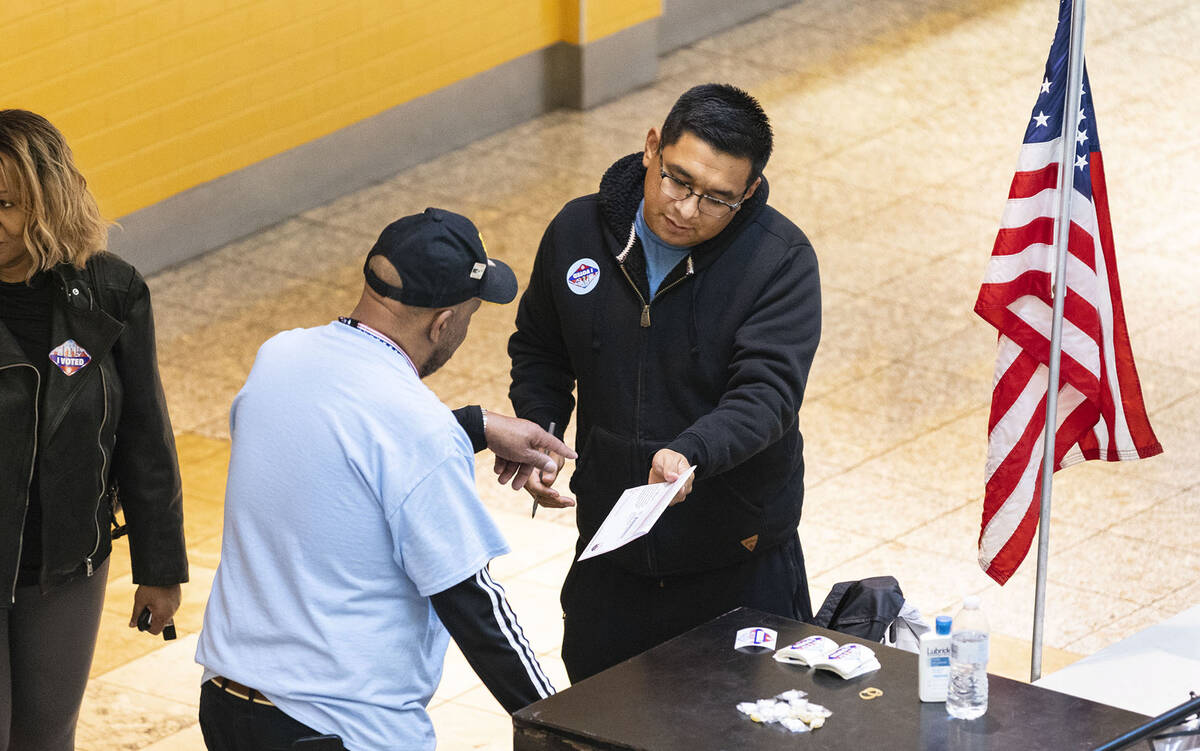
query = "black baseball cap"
xmin=364 ymin=208 xmax=518 ymax=308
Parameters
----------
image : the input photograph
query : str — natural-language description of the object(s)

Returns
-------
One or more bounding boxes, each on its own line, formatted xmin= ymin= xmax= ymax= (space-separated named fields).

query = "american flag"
xmin=974 ymin=0 xmax=1162 ymax=586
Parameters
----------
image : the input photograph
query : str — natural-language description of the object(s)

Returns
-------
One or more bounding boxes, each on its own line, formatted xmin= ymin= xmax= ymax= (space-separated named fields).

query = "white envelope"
xmin=577 ymin=465 xmax=697 ymax=562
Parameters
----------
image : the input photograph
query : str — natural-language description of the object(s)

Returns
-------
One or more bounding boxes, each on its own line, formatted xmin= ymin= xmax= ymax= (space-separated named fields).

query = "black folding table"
xmin=513 ymin=608 xmax=1147 ymax=750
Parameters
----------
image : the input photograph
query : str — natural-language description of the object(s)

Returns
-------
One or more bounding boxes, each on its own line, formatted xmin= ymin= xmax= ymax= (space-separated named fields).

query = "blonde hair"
xmin=0 ymin=110 xmax=108 ymax=279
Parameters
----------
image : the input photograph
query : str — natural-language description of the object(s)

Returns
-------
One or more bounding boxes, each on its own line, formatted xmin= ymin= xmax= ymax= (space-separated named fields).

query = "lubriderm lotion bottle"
xmin=919 ymin=615 xmax=953 ymax=702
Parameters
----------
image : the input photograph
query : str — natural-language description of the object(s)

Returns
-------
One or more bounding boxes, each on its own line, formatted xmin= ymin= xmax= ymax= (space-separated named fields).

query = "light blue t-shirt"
xmin=635 ymin=200 xmax=691 ymax=298
xmin=195 ymin=322 xmax=509 ymax=750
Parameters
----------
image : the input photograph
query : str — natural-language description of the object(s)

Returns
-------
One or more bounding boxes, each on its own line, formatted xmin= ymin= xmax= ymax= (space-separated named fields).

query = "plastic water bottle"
xmin=946 ymin=595 xmax=989 ymax=719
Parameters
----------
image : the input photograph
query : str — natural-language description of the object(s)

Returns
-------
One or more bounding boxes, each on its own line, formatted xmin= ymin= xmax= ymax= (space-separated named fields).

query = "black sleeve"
xmin=666 ymin=242 xmax=821 ymax=476
xmin=108 ymin=264 xmax=189 ymax=586
xmin=451 ymin=405 xmax=487 ymax=454
xmin=430 ymin=567 xmax=555 ymax=713
xmin=507 ymin=218 xmax=576 ymax=432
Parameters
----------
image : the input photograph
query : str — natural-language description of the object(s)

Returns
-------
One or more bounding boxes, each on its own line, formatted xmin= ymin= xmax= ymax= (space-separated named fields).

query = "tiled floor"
xmin=77 ymin=0 xmax=1199 ymax=747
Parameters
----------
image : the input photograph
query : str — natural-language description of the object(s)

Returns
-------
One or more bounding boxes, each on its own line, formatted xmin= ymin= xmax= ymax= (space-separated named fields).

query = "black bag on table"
xmin=813 ymin=575 xmax=906 ymax=642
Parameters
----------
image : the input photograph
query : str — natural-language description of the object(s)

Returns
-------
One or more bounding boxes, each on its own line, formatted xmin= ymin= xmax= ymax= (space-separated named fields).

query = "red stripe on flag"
xmin=1068 ymin=221 xmax=1097 ymax=271
xmin=975 ymin=270 xmax=1051 ymax=322
xmin=983 ymin=390 xmax=1103 ymax=583
xmin=994 ymin=217 xmax=1055 ymax=256
xmin=982 ymin=387 xmax=1048 ymax=584
xmin=984 ymin=363 xmax=1047 ymax=507
xmin=1009 ymin=164 xmax=1059 ymax=199
xmin=987 ymin=353 xmax=1040 ymax=434
xmin=1089 ymin=153 xmax=1163 ymax=459
xmin=994 ymin=307 xmax=1053 ymax=361
xmin=983 ymin=482 xmax=1042 ymax=585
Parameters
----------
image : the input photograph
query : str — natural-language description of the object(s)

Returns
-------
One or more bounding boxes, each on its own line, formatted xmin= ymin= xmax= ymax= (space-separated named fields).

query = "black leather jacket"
xmin=0 ymin=253 xmax=187 ymax=606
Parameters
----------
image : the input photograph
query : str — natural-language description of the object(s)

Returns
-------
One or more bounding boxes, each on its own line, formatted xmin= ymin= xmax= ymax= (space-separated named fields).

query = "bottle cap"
xmin=964 ymin=595 xmax=982 ymax=609
xmin=935 ymin=615 xmax=952 ymax=635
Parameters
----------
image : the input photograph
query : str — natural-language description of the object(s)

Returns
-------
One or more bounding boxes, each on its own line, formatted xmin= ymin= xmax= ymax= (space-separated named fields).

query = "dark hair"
xmin=659 ymin=83 xmax=773 ymax=187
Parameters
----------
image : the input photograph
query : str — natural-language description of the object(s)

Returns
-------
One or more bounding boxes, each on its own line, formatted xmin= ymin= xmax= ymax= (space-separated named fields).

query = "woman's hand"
xmin=129 ymin=584 xmax=182 ymax=636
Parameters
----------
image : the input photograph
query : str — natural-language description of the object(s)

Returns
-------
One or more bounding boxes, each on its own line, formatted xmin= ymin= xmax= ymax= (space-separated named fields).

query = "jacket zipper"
xmin=616 ymin=264 xmax=653 ymax=571
xmin=649 ymin=273 xmax=691 ymax=320
xmin=616 ymin=254 xmax=696 ymax=434
xmin=616 ymin=255 xmax=693 ymax=575
xmin=3 ymin=363 xmax=40 ymax=603
xmin=86 ymin=366 xmax=111 ymax=577
xmin=617 ymin=259 xmax=693 ymax=329
xmin=618 ymin=264 xmax=651 ymax=327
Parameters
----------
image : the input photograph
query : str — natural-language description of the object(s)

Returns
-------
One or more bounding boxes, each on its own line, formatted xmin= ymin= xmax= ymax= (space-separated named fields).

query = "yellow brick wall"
xmin=3 ymin=0 xmax=656 ymax=220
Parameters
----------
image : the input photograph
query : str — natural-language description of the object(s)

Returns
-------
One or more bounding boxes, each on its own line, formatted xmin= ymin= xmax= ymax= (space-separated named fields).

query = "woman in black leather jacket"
xmin=0 ymin=109 xmax=188 ymax=749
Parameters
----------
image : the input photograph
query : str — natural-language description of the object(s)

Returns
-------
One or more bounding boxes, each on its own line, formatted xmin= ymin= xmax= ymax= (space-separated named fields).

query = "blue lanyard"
xmin=337 ymin=317 xmax=418 ymax=377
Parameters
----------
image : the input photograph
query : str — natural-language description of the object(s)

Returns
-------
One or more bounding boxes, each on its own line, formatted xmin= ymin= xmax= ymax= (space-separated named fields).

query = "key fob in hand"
xmin=137 ymin=606 xmax=177 ymax=640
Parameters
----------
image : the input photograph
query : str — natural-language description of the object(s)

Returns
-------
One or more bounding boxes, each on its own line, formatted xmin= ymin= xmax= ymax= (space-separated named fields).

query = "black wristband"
xmin=452 ymin=405 xmax=488 ymax=453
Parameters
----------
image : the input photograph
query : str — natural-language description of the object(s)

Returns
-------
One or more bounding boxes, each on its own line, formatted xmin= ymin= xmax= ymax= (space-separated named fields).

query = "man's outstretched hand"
xmin=485 ymin=411 xmax=577 ymax=495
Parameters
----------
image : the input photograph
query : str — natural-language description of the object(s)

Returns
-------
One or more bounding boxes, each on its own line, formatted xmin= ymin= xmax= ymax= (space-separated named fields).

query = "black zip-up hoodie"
xmin=509 ymin=153 xmax=821 ymax=576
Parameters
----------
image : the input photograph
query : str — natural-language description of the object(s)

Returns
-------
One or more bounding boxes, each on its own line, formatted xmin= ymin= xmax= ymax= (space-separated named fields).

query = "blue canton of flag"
xmin=1022 ymin=0 xmax=1097 ymax=200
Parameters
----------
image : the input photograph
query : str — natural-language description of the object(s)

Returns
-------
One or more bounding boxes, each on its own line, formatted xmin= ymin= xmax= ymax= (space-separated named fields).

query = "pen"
xmin=532 ymin=421 xmax=556 ymax=518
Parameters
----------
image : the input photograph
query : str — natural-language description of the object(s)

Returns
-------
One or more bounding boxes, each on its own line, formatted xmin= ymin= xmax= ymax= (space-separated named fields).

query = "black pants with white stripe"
xmin=560 ymin=534 xmax=812 ymax=682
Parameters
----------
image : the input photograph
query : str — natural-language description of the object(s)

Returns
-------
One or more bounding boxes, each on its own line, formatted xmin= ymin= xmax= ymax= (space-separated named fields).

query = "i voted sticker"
xmin=566 ymin=258 xmax=600 ymax=295
xmin=734 ymin=626 xmax=778 ymax=653
xmin=48 ymin=339 xmax=91 ymax=376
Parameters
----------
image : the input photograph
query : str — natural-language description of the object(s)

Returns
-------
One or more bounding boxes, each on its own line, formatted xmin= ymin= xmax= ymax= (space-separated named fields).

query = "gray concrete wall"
xmin=658 ymin=0 xmax=798 ymax=53
xmin=549 ymin=19 xmax=659 ymax=110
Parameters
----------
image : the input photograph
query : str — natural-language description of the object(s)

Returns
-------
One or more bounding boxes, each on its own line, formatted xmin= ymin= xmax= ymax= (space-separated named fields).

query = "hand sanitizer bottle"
xmin=919 ymin=615 xmax=953 ymax=702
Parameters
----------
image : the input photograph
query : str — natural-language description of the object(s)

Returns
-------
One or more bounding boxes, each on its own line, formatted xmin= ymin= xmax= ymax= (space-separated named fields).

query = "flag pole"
xmin=1031 ymin=0 xmax=1087 ymax=683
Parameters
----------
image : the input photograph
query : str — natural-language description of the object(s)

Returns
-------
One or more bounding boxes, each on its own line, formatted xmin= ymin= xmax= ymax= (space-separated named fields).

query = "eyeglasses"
xmin=658 ymin=155 xmax=747 ymax=217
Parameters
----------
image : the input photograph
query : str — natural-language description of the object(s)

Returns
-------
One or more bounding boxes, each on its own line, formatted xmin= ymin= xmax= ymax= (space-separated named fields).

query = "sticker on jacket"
xmin=49 ymin=339 xmax=91 ymax=375
xmin=566 ymin=258 xmax=600 ymax=295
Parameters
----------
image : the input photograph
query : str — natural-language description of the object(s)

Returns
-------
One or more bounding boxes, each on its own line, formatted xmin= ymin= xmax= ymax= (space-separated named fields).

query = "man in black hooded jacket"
xmin=508 ymin=83 xmax=821 ymax=681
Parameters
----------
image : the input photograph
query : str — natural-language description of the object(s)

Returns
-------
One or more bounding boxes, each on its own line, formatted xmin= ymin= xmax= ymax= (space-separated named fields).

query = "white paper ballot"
xmin=577 ymin=465 xmax=697 ymax=562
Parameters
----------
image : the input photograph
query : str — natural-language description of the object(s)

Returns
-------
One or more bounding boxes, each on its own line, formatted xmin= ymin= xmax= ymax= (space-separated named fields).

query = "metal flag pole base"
xmin=1031 ymin=0 xmax=1087 ymax=684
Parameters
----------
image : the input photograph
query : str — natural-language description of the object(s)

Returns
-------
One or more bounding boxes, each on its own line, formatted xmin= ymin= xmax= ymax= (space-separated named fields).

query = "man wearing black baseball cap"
xmin=196 ymin=209 xmax=570 ymax=749
xmin=364 ymin=207 xmax=518 ymax=308
xmin=355 ymin=207 xmax=519 ymax=377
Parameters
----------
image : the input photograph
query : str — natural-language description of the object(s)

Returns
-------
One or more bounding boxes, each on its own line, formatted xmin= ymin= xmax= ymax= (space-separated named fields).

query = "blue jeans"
xmin=199 ymin=680 xmax=344 ymax=751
